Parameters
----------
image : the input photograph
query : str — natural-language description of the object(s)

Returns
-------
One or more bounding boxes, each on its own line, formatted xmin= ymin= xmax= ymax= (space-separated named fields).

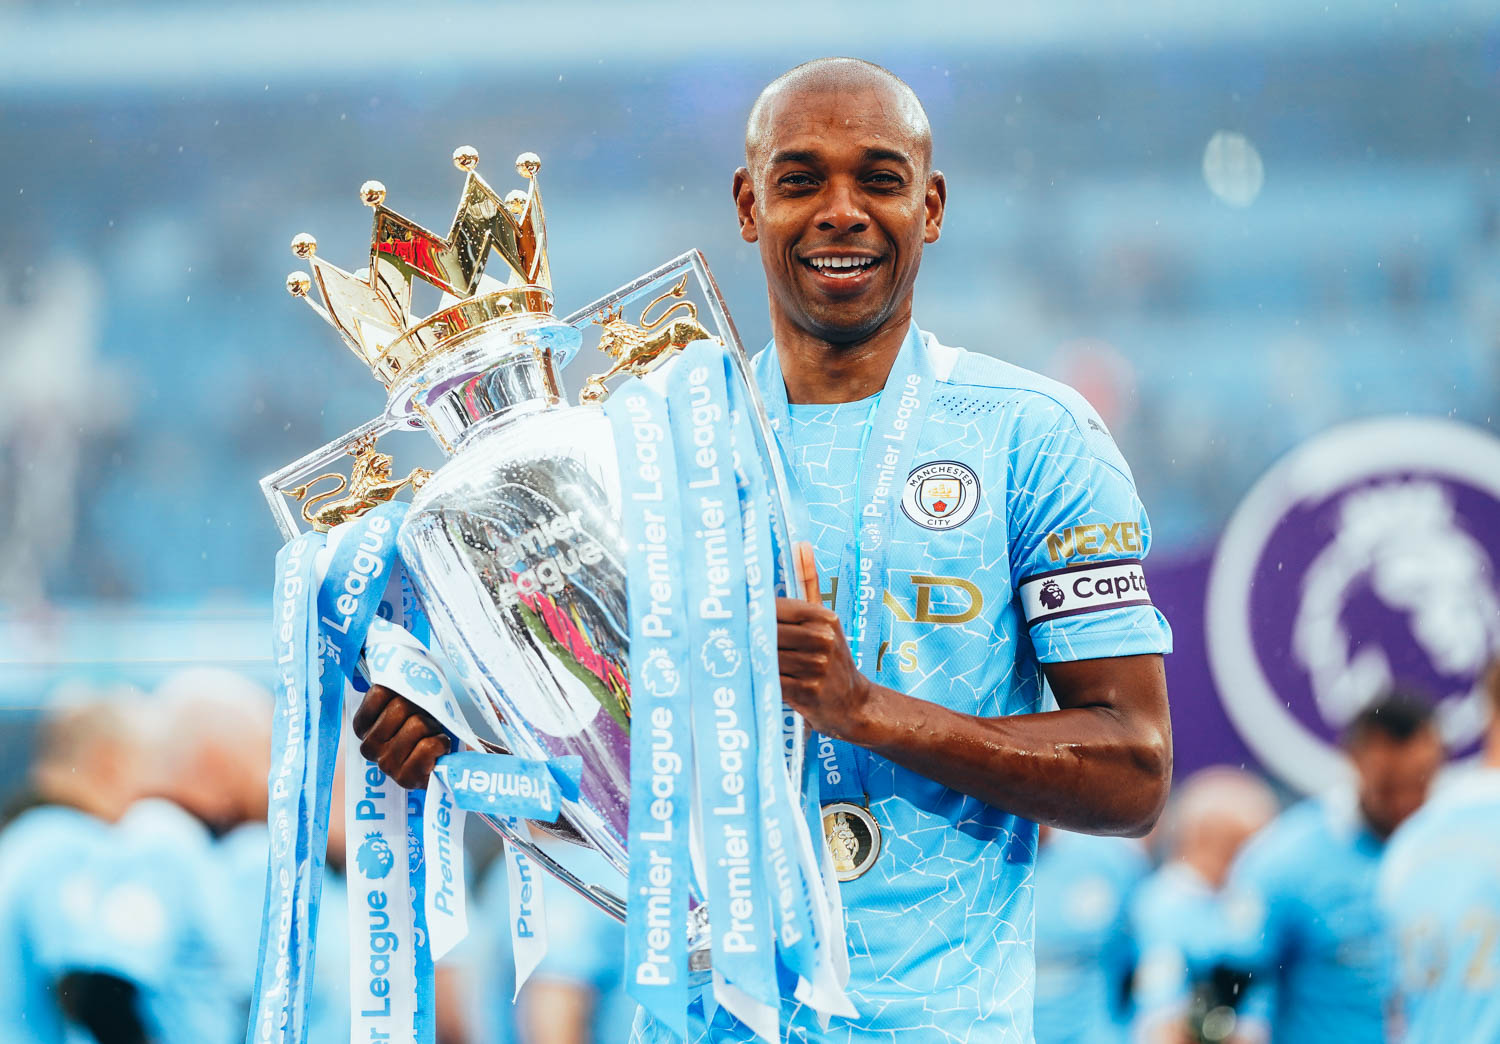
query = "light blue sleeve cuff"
xmin=1030 ymin=605 xmax=1173 ymax=663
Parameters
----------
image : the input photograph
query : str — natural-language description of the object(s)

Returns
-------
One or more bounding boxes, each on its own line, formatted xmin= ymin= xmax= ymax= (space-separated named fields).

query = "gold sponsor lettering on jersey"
xmin=1045 ymin=522 xmax=1142 ymax=562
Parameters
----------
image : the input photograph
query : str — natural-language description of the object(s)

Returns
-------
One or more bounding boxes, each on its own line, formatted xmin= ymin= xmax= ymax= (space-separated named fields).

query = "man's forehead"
xmin=747 ymin=72 xmax=930 ymax=168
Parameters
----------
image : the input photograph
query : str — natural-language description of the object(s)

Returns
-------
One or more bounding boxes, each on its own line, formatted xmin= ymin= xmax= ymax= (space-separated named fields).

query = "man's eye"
xmin=779 ymin=173 xmax=817 ymax=188
xmin=866 ymin=172 xmax=903 ymax=187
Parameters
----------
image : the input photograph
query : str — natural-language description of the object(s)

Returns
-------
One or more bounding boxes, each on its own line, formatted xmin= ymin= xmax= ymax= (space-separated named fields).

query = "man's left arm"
xmin=778 ymin=397 xmax=1172 ymax=837
xmin=777 ymin=569 xmax=1170 ymax=837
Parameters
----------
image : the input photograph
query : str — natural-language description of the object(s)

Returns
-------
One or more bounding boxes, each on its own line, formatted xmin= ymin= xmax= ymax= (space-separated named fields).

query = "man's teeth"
xmin=808 ymin=256 xmax=875 ymax=274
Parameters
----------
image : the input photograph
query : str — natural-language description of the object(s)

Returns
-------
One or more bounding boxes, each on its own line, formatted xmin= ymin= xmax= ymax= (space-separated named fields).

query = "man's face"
xmin=734 ymin=84 xmax=944 ymax=345
xmin=1350 ymin=730 xmax=1444 ymax=839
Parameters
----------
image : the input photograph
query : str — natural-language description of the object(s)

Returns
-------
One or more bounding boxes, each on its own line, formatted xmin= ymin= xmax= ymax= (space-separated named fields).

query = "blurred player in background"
xmin=1128 ymin=767 xmax=1277 ymax=1043
xmin=1378 ymin=661 xmax=1500 ymax=1042
xmin=0 ymin=683 xmax=155 ymax=1043
xmin=474 ymin=834 xmax=632 ymax=1044
xmin=61 ymin=667 xmax=273 ymax=1043
xmin=1217 ymin=692 xmax=1443 ymax=1043
xmin=1032 ymin=825 xmax=1148 ymax=1043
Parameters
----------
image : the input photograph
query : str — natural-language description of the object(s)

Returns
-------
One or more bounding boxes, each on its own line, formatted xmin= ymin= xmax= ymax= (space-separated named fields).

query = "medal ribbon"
xmin=753 ymin=325 xmax=934 ymax=805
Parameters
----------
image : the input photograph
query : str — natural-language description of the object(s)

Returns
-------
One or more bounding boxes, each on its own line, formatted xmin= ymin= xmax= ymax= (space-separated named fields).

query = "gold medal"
xmin=821 ymin=801 xmax=882 ymax=881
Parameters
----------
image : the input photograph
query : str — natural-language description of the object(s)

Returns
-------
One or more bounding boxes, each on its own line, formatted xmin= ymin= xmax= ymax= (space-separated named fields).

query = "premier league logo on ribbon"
xmin=357 ymin=832 xmax=397 ymax=881
xmin=1206 ymin=417 xmax=1500 ymax=793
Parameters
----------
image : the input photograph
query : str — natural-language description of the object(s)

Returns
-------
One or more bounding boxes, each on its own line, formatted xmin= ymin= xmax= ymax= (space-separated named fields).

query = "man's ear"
xmin=732 ymin=166 xmax=758 ymax=244
xmin=924 ymin=170 xmax=947 ymax=245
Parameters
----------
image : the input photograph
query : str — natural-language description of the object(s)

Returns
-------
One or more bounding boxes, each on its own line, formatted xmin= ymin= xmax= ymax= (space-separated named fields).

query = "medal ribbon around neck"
xmin=753 ymin=324 xmax=934 ymax=806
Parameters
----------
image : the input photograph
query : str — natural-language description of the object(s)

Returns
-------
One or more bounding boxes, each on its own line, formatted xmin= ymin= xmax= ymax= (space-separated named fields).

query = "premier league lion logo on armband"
xmin=701 ymin=627 xmax=742 ymax=679
xmin=1207 ymin=418 xmax=1500 ymax=793
xmin=356 ymin=832 xmax=396 ymax=881
xmin=1039 ymin=580 xmax=1066 ymax=611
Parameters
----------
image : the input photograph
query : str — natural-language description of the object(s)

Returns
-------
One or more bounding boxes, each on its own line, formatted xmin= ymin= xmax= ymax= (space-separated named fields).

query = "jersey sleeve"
xmin=1007 ymin=396 xmax=1172 ymax=662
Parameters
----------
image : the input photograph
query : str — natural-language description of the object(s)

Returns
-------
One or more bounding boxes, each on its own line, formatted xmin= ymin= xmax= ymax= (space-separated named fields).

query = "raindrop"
xmin=1202 ymin=131 xmax=1264 ymax=208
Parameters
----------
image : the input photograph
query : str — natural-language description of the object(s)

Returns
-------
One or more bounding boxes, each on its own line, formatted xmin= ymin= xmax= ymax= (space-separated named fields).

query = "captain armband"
xmin=1018 ymin=559 xmax=1154 ymax=626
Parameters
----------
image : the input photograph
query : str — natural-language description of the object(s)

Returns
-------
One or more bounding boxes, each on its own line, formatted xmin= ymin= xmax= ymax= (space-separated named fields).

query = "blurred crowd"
xmin=0 ymin=664 xmax=1496 ymax=1044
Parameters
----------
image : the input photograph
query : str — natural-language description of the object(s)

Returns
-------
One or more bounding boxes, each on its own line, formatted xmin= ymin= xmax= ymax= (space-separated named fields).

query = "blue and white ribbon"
xmin=669 ymin=343 xmax=781 ymax=1038
xmin=726 ymin=364 xmax=854 ymax=1020
xmin=250 ymin=531 xmax=323 ymax=1044
xmin=251 ymin=502 xmax=412 ymax=1044
xmin=606 ymin=377 xmax=695 ymax=1037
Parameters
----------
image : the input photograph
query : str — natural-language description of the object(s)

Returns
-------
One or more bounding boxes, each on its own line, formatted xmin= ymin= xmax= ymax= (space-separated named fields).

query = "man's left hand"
xmin=776 ymin=543 xmax=884 ymax=744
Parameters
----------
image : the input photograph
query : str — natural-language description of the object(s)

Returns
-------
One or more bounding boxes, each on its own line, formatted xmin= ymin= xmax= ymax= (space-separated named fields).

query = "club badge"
xmin=821 ymin=801 xmax=882 ymax=881
xmin=901 ymin=460 xmax=980 ymax=530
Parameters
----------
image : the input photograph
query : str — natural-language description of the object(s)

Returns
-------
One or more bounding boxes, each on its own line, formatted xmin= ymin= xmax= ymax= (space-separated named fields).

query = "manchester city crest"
xmin=901 ymin=460 xmax=980 ymax=530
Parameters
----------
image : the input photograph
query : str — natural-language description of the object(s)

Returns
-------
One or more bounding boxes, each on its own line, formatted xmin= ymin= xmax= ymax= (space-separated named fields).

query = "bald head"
xmin=745 ymin=58 xmax=932 ymax=174
xmin=154 ymin=667 xmax=274 ymax=833
xmin=1168 ymin=766 xmax=1278 ymax=889
xmin=32 ymin=681 xmax=155 ymax=822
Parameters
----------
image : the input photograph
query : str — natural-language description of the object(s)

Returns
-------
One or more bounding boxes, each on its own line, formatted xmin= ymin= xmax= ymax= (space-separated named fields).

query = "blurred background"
xmin=3 ymin=1 xmax=1500 ymax=1042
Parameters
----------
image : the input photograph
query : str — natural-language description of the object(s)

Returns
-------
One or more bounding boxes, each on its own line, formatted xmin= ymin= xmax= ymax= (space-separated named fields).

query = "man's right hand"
xmin=351 ymin=684 xmax=450 ymax=789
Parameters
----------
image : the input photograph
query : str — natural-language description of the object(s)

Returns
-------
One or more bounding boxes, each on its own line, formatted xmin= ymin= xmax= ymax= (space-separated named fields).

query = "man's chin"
xmin=796 ymin=304 xmax=897 ymax=347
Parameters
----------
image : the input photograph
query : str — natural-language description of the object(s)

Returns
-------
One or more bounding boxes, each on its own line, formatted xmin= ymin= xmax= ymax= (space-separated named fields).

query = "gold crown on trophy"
xmin=285 ymin=146 xmax=553 ymax=389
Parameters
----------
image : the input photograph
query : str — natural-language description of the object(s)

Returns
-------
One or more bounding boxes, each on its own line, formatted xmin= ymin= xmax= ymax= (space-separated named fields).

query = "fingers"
xmin=778 ymin=649 xmax=831 ymax=678
xmin=795 ymin=542 xmax=821 ymax=604
xmin=778 ymin=618 xmax=840 ymax=653
xmin=776 ymin=596 xmax=837 ymax=625
xmin=358 ymin=693 xmax=418 ymax=759
xmin=381 ymin=714 xmax=435 ymax=777
xmin=394 ymin=734 xmax=450 ymax=790
xmin=351 ymin=684 xmax=397 ymax=739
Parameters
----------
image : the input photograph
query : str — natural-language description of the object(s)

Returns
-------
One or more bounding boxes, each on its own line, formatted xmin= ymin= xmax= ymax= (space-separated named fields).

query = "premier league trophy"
xmin=256 ymin=145 xmax=848 ymax=1044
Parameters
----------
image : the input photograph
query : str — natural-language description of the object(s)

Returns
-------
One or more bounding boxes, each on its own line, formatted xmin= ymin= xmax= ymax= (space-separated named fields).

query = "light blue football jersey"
xmin=0 ymin=805 xmax=111 ymax=1043
xmin=1377 ymin=769 xmax=1500 ymax=1044
xmin=1032 ymin=832 xmax=1146 ymax=1044
xmin=1126 ymin=861 xmax=1233 ymax=1035
xmin=49 ymin=800 xmax=236 ymax=1044
xmin=634 ymin=328 xmax=1172 ymax=1043
xmin=1217 ymin=793 xmax=1390 ymax=1044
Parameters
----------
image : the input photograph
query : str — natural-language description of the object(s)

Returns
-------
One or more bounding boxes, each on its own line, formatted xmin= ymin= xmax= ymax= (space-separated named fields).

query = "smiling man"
xmin=355 ymin=57 xmax=1174 ymax=1043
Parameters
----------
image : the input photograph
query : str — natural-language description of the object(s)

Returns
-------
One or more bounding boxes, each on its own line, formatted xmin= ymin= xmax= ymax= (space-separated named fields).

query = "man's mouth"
xmin=801 ymin=254 xmax=883 ymax=284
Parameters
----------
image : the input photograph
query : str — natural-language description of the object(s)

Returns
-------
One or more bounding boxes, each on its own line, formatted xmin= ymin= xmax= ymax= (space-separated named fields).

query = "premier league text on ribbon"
xmin=607 ymin=383 xmax=693 ymax=1030
xmin=671 ymin=350 xmax=779 ymax=1020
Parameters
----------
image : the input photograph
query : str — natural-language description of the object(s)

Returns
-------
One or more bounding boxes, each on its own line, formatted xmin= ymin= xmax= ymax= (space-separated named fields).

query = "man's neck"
xmin=773 ymin=305 xmax=912 ymax=405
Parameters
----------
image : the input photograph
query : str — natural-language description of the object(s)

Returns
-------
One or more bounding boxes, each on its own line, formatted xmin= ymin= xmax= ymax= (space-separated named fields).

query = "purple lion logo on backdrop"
xmin=1039 ymin=580 xmax=1066 ymax=611
xmin=356 ymin=832 xmax=396 ymax=881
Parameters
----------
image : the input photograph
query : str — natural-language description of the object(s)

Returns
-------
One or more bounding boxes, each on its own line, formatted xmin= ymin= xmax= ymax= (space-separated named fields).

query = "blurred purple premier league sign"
xmin=1157 ymin=416 xmax=1500 ymax=793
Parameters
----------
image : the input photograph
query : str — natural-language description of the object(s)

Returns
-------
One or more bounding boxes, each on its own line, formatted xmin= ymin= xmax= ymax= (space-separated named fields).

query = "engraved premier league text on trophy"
xmin=250 ymin=146 xmax=851 ymax=1044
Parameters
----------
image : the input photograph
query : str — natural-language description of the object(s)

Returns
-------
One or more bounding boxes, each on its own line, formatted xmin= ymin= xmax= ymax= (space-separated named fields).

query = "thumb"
xmin=794 ymin=542 xmax=821 ymax=605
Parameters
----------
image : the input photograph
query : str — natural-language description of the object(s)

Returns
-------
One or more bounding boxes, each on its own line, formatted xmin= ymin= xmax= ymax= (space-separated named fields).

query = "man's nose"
xmin=814 ymin=178 xmax=869 ymax=234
